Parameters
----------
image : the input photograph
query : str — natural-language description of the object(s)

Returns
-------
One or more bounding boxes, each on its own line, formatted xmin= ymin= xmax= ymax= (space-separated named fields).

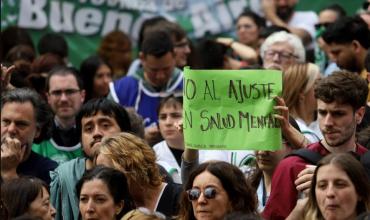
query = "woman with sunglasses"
xmin=178 ymin=161 xmax=259 ymax=220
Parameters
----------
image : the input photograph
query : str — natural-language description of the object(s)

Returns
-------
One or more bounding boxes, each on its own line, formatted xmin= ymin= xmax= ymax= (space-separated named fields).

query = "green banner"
xmin=183 ymin=67 xmax=282 ymax=150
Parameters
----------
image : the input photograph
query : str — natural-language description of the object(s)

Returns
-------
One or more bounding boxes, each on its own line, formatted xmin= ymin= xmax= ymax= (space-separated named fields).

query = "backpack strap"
xmin=286 ymin=148 xmax=323 ymax=165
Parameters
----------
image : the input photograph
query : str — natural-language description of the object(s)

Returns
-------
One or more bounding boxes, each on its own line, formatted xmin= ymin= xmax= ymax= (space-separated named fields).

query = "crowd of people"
xmin=1 ymin=0 xmax=370 ymax=219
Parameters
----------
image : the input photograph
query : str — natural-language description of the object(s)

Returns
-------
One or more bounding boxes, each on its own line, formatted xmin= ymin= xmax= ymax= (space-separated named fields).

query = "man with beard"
xmin=322 ymin=16 xmax=370 ymax=102
xmin=32 ymin=66 xmax=85 ymax=163
xmin=261 ymin=0 xmax=318 ymax=47
xmin=262 ymin=71 xmax=369 ymax=220
xmin=50 ymin=98 xmax=132 ymax=220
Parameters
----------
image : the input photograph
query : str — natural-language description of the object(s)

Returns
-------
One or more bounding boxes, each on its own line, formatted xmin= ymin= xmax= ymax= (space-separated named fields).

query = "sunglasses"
xmin=186 ymin=186 xmax=217 ymax=201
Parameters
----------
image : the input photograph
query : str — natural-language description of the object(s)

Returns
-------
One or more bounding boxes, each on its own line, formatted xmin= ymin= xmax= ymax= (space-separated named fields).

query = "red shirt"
xmin=262 ymin=142 xmax=368 ymax=220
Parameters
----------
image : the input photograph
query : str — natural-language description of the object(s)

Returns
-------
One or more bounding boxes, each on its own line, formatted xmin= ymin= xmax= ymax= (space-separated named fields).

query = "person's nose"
xmin=59 ymin=92 xmax=69 ymax=101
xmin=50 ymin=203 xmax=56 ymax=217
xmin=184 ymin=45 xmax=191 ymax=54
xmin=323 ymin=114 xmax=334 ymax=127
xmin=326 ymin=183 xmax=336 ymax=198
xmin=6 ymin=122 xmax=17 ymax=137
xmin=197 ymin=191 xmax=208 ymax=204
xmin=103 ymin=75 xmax=112 ymax=84
xmin=272 ymin=53 xmax=281 ymax=62
xmin=92 ymin=126 xmax=103 ymax=139
xmin=86 ymin=199 xmax=95 ymax=212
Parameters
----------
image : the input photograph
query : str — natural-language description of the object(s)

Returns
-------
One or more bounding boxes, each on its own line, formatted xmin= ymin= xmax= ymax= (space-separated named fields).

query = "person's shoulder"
xmin=153 ymin=140 xmax=166 ymax=151
xmin=54 ymin=157 xmax=85 ymax=173
xmin=30 ymin=151 xmax=58 ymax=168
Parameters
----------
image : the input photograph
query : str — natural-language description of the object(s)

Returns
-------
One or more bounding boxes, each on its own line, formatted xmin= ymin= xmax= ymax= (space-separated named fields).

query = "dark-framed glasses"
xmin=264 ymin=50 xmax=298 ymax=60
xmin=49 ymin=89 xmax=80 ymax=97
xmin=186 ymin=186 xmax=217 ymax=201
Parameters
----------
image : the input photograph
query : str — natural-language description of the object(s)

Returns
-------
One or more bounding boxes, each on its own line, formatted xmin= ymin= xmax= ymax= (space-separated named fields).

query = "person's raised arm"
xmin=273 ymin=96 xmax=311 ymax=149
xmin=1 ymin=64 xmax=16 ymax=94
xmin=216 ymin=37 xmax=258 ymax=63
xmin=261 ymin=0 xmax=312 ymax=46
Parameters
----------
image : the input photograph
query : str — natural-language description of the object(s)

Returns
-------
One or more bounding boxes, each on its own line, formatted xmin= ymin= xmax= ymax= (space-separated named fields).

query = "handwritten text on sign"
xmin=183 ymin=68 xmax=282 ymax=150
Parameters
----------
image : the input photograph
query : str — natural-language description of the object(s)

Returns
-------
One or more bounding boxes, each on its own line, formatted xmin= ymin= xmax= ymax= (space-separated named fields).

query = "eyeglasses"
xmin=49 ymin=89 xmax=80 ymax=97
xmin=264 ymin=50 xmax=298 ymax=60
xmin=186 ymin=186 xmax=217 ymax=201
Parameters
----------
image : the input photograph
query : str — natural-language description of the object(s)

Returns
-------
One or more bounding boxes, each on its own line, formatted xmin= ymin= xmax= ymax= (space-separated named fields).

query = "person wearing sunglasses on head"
xmin=178 ymin=161 xmax=259 ymax=220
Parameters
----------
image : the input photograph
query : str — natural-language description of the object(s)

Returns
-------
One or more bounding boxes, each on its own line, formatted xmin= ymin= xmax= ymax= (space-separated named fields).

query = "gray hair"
xmin=260 ymin=31 xmax=306 ymax=63
xmin=1 ymin=88 xmax=53 ymax=143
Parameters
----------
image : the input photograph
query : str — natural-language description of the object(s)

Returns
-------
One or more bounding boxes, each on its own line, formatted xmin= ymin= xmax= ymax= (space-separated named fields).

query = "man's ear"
xmin=80 ymin=89 xmax=86 ymax=103
xmin=355 ymin=106 xmax=366 ymax=124
xmin=351 ymin=40 xmax=362 ymax=53
xmin=35 ymin=126 xmax=41 ymax=139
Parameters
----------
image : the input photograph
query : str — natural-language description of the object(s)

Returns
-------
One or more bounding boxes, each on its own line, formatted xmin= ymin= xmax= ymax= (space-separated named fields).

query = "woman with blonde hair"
xmin=283 ymin=62 xmax=322 ymax=143
xmin=95 ymin=132 xmax=182 ymax=218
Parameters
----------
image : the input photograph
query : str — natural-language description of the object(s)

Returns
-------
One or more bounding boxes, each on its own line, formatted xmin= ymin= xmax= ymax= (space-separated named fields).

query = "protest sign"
xmin=183 ymin=67 xmax=282 ymax=150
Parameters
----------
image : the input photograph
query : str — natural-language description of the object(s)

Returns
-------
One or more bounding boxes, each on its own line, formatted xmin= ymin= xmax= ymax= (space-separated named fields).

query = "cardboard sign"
xmin=183 ymin=67 xmax=282 ymax=150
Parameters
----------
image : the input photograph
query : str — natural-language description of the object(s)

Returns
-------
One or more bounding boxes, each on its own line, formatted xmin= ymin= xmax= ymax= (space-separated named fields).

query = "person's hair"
xmin=97 ymin=30 xmax=132 ymax=76
xmin=28 ymin=53 xmax=65 ymax=99
xmin=124 ymin=108 xmax=145 ymax=139
xmin=237 ymin=9 xmax=266 ymax=29
xmin=365 ymin=49 xmax=370 ymax=72
xmin=5 ymin=45 xmax=35 ymax=64
xmin=137 ymin=16 xmax=168 ymax=50
xmin=304 ymin=153 xmax=370 ymax=220
xmin=314 ymin=70 xmax=368 ymax=111
xmin=157 ymin=94 xmax=183 ymax=115
xmin=260 ymin=31 xmax=305 ymax=63
xmin=141 ymin=30 xmax=174 ymax=58
xmin=75 ymin=98 xmax=132 ymax=138
xmin=45 ymin=66 xmax=84 ymax=92
xmin=357 ymin=212 xmax=370 ymax=220
xmin=1 ymin=88 xmax=53 ymax=143
xmin=1 ymin=177 xmax=48 ymax=219
xmin=121 ymin=207 xmax=166 ymax=220
xmin=37 ymin=33 xmax=68 ymax=58
xmin=31 ymin=53 xmax=65 ymax=75
xmin=157 ymin=21 xmax=187 ymax=43
xmin=97 ymin=132 xmax=162 ymax=188
xmin=76 ymin=166 xmax=135 ymax=219
xmin=193 ymin=39 xmax=228 ymax=69
xmin=178 ymin=161 xmax=258 ymax=220
xmin=322 ymin=16 xmax=370 ymax=49
xmin=0 ymin=26 xmax=34 ymax=60
xmin=259 ymin=25 xmax=290 ymax=39
xmin=79 ymin=55 xmax=112 ymax=101
xmin=320 ymin=3 xmax=346 ymax=17
xmin=357 ymin=126 xmax=370 ymax=149
xmin=283 ymin=63 xmax=320 ymax=117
